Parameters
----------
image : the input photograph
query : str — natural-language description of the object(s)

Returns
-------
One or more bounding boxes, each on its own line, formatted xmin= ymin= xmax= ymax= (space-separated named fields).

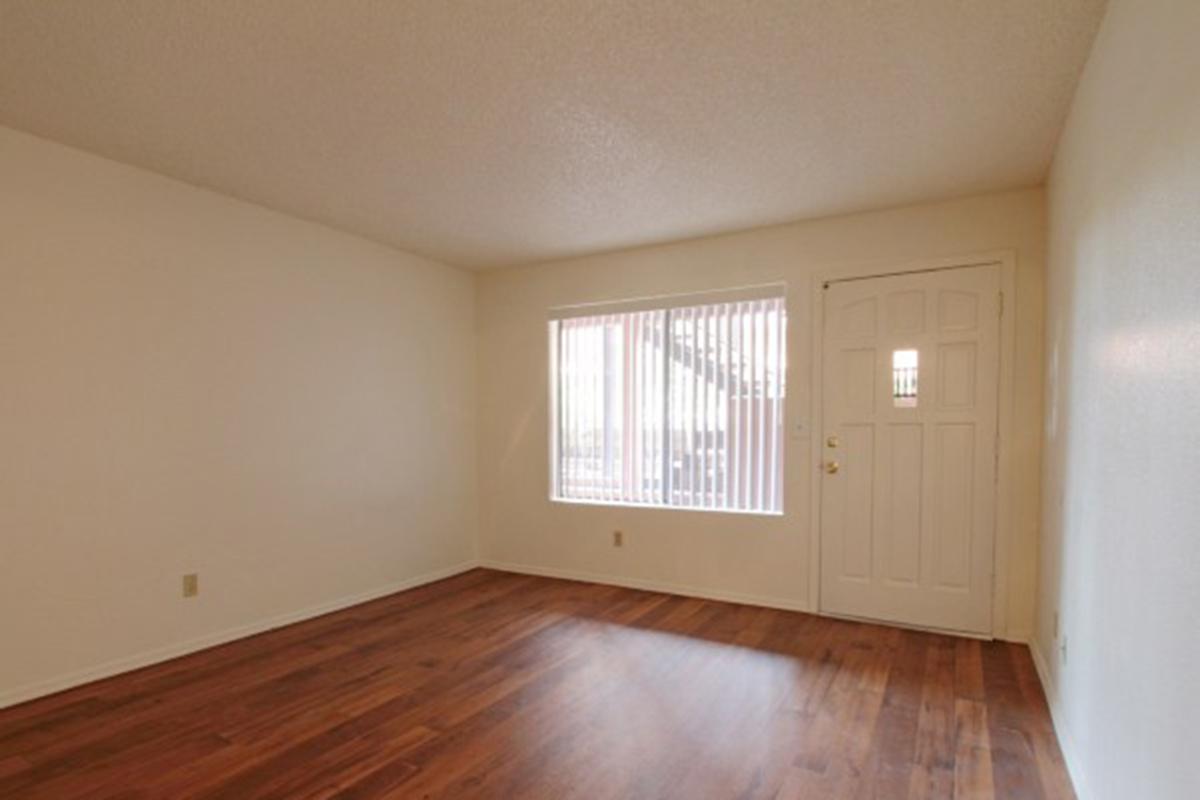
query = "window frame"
xmin=548 ymin=285 xmax=787 ymax=516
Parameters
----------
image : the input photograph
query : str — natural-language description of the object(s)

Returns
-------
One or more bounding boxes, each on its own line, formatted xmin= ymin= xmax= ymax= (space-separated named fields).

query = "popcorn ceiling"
xmin=0 ymin=0 xmax=1106 ymax=269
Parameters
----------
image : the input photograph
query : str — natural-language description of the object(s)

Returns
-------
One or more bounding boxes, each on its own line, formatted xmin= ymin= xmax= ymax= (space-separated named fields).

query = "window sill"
xmin=548 ymin=496 xmax=784 ymax=517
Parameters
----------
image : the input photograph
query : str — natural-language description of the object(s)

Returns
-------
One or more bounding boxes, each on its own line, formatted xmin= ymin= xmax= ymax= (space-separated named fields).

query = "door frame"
xmin=807 ymin=250 xmax=1018 ymax=640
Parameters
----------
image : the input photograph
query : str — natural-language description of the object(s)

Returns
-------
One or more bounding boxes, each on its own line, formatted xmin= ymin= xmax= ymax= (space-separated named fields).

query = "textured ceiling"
xmin=0 ymin=1 xmax=1106 ymax=269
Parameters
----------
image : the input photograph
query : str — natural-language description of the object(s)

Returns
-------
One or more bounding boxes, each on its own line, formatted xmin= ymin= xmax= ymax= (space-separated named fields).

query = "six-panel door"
xmin=820 ymin=264 xmax=1001 ymax=634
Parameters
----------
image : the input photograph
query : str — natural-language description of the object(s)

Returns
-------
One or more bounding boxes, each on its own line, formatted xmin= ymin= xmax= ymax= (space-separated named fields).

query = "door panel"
xmin=840 ymin=423 xmax=874 ymax=580
xmin=883 ymin=422 xmax=922 ymax=585
xmin=938 ymin=342 xmax=978 ymax=409
xmin=842 ymin=349 xmax=876 ymax=415
xmin=932 ymin=422 xmax=975 ymax=589
xmin=820 ymin=264 xmax=1000 ymax=634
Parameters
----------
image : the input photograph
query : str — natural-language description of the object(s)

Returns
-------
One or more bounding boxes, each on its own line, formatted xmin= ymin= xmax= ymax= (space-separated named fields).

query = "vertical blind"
xmin=550 ymin=292 xmax=786 ymax=514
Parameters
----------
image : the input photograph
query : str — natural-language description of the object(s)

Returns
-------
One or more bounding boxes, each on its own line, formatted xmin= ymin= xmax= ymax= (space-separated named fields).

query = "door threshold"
xmin=817 ymin=608 xmax=993 ymax=641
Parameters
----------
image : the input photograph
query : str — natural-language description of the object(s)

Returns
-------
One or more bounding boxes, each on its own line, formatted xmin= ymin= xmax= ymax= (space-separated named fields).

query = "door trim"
xmin=807 ymin=250 xmax=1019 ymax=640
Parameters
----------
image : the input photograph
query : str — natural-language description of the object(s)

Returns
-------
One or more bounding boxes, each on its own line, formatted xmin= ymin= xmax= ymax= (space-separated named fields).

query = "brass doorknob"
xmin=825 ymin=461 xmax=840 ymax=474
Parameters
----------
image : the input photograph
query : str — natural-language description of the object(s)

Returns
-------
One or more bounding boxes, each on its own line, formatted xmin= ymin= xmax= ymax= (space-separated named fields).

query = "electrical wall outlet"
xmin=613 ymin=530 xmax=624 ymax=547
xmin=182 ymin=573 xmax=199 ymax=598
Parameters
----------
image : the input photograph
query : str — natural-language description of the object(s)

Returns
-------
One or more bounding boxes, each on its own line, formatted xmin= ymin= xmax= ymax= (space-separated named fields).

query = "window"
xmin=892 ymin=349 xmax=918 ymax=407
xmin=549 ymin=288 xmax=786 ymax=514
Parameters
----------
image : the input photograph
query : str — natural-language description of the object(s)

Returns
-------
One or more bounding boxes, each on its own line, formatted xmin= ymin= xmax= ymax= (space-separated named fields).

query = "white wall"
xmin=1036 ymin=1 xmax=1200 ymax=797
xmin=477 ymin=188 xmax=1046 ymax=636
xmin=0 ymin=127 xmax=478 ymax=706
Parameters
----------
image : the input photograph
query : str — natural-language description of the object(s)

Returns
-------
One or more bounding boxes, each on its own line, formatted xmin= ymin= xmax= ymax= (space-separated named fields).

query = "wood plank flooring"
xmin=0 ymin=569 xmax=1073 ymax=799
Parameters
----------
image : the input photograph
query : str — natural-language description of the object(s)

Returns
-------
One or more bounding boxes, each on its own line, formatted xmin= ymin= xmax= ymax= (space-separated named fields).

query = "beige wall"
xmin=0 ymin=123 xmax=1060 ymax=713
xmin=0 ymin=127 xmax=478 ymax=705
xmin=1037 ymin=1 xmax=1200 ymax=797
xmin=477 ymin=188 xmax=1046 ymax=637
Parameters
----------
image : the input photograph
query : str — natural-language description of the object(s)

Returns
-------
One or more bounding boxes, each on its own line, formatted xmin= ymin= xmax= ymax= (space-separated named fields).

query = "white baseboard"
xmin=1029 ymin=638 xmax=1056 ymax=697
xmin=479 ymin=559 xmax=812 ymax=613
xmin=1003 ymin=627 xmax=1033 ymax=644
xmin=0 ymin=559 xmax=480 ymax=710
xmin=1030 ymin=640 xmax=1090 ymax=800
xmin=479 ymin=561 xmax=1037 ymax=646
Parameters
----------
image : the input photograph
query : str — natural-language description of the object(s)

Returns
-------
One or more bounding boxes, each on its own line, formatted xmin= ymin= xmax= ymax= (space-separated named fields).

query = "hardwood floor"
xmin=0 ymin=569 xmax=1073 ymax=799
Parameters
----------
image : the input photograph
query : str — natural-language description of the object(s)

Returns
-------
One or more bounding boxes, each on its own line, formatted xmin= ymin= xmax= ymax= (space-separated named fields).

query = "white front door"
xmin=819 ymin=264 xmax=1001 ymax=635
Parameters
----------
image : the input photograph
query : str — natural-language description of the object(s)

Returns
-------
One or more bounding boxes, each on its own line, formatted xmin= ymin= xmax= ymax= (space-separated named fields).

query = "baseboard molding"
xmin=478 ymin=561 xmax=1037 ymax=646
xmin=0 ymin=559 xmax=480 ymax=710
xmin=1003 ymin=627 xmax=1033 ymax=644
xmin=480 ymin=559 xmax=811 ymax=613
xmin=1030 ymin=640 xmax=1090 ymax=800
